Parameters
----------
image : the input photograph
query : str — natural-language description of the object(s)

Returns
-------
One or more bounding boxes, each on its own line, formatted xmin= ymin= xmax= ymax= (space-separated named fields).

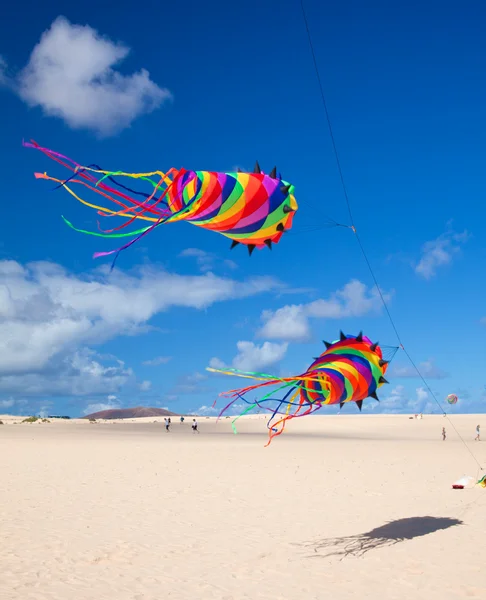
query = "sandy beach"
xmin=1 ymin=414 xmax=485 ymax=599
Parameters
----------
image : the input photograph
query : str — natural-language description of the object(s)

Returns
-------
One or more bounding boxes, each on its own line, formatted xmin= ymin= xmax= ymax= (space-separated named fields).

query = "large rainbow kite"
xmin=24 ymin=141 xmax=298 ymax=268
xmin=208 ymin=332 xmax=392 ymax=446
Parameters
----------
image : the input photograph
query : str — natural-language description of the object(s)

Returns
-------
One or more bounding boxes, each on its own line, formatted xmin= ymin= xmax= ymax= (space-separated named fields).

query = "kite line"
xmin=299 ymin=0 xmax=483 ymax=472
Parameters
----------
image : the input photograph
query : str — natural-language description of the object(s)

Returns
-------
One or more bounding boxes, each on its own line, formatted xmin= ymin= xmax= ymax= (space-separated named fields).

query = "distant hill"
xmin=82 ymin=406 xmax=178 ymax=420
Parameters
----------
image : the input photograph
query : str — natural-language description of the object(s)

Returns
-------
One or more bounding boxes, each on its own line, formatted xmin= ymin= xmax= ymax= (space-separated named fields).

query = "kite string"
xmin=299 ymin=0 xmax=483 ymax=472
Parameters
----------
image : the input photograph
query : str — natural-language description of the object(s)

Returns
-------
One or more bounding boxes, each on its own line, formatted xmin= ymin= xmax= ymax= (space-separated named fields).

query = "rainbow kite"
xmin=208 ymin=332 xmax=392 ymax=446
xmin=24 ymin=141 xmax=298 ymax=268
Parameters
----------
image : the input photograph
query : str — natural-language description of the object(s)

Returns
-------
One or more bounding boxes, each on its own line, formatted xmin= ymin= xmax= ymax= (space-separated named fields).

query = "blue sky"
xmin=0 ymin=0 xmax=485 ymax=417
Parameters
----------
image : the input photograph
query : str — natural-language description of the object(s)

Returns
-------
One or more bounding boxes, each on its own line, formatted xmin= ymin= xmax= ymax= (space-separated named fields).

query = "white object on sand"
xmin=452 ymin=476 xmax=475 ymax=488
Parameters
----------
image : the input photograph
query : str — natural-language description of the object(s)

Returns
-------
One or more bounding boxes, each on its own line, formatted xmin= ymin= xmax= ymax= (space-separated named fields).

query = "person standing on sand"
xmin=164 ymin=417 xmax=170 ymax=432
xmin=442 ymin=427 xmax=446 ymax=441
xmin=475 ymin=424 xmax=480 ymax=441
xmin=180 ymin=416 xmax=185 ymax=424
xmin=192 ymin=418 xmax=199 ymax=433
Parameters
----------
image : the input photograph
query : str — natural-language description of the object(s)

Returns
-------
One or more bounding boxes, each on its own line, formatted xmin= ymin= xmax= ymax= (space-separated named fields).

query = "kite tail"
xmin=25 ymin=140 xmax=196 ymax=269
xmin=207 ymin=366 xmax=328 ymax=446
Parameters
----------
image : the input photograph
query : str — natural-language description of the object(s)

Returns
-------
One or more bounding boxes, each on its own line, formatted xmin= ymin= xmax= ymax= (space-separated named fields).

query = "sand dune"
xmin=1 ymin=414 xmax=485 ymax=599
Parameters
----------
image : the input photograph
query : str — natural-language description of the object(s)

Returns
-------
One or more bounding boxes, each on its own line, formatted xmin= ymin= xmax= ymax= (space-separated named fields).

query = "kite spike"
xmin=269 ymin=166 xmax=277 ymax=178
xmin=283 ymin=205 xmax=295 ymax=213
xmin=254 ymin=161 xmax=261 ymax=174
xmin=369 ymin=391 xmax=380 ymax=401
xmin=264 ymin=239 xmax=272 ymax=250
xmin=323 ymin=340 xmax=332 ymax=349
xmin=340 ymin=331 xmax=346 ymax=341
xmin=356 ymin=400 xmax=363 ymax=411
xmin=276 ymin=223 xmax=285 ymax=232
xmin=339 ymin=402 xmax=345 ymax=409
xmin=278 ymin=172 xmax=282 ymax=180
xmin=356 ymin=331 xmax=363 ymax=342
xmin=230 ymin=240 xmax=240 ymax=250
xmin=236 ymin=167 xmax=243 ymax=173
xmin=248 ymin=244 xmax=256 ymax=256
xmin=370 ymin=342 xmax=379 ymax=352
xmin=280 ymin=184 xmax=291 ymax=195
xmin=379 ymin=359 xmax=389 ymax=368
xmin=379 ymin=376 xmax=389 ymax=384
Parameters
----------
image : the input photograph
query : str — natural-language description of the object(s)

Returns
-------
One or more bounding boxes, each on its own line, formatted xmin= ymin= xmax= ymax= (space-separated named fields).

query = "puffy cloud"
xmin=258 ymin=280 xmax=390 ymax=342
xmin=380 ymin=385 xmax=434 ymax=413
xmin=0 ymin=259 xmax=280 ymax=399
xmin=0 ymin=348 xmax=134 ymax=397
xmin=1 ymin=16 xmax=171 ymax=136
xmin=415 ymin=228 xmax=470 ymax=280
xmin=389 ymin=359 xmax=448 ymax=380
xmin=83 ymin=396 xmax=120 ymax=416
xmin=142 ymin=356 xmax=172 ymax=367
xmin=210 ymin=340 xmax=288 ymax=373
xmin=232 ymin=341 xmax=288 ymax=372
xmin=139 ymin=380 xmax=152 ymax=391
xmin=208 ymin=357 xmax=226 ymax=370
xmin=259 ymin=304 xmax=309 ymax=342
xmin=416 ymin=387 xmax=428 ymax=404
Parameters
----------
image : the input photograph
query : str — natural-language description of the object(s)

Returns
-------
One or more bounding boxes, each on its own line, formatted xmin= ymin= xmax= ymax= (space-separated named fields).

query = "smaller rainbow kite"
xmin=24 ymin=141 xmax=298 ymax=269
xmin=208 ymin=331 xmax=396 ymax=446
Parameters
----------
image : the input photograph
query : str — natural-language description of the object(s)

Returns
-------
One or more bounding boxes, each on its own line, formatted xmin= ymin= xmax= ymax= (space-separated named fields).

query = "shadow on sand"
xmin=303 ymin=516 xmax=463 ymax=559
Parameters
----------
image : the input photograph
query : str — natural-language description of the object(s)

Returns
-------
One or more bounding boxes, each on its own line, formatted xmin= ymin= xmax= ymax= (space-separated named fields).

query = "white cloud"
xmin=258 ymin=279 xmax=390 ymax=342
xmin=107 ymin=394 xmax=117 ymax=401
xmin=0 ymin=259 xmax=280 ymax=399
xmin=2 ymin=16 xmax=171 ymax=136
xmin=416 ymin=387 xmax=428 ymax=404
xmin=415 ymin=228 xmax=470 ymax=280
xmin=259 ymin=304 xmax=309 ymax=341
xmin=0 ymin=348 xmax=133 ymax=397
xmin=208 ymin=357 xmax=226 ymax=370
xmin=210 ymin=340 xmax=288 ymax=373
xmin=139 ymin=380 xmax=152 ymax=391
xmin=179 ymin=248 xmax=238 ymax=273
xmin=83 ymin=396 xmax=120 ymax=416
xmin=142 ymin=356 xmax=172 ymax=367
xmin=193 ymin=405 xmax=218 ymax=416
xmin=381 ymin=385 xmax=434 ymax=413
xmin=0 ymin=398 xmax=15 ymax=409
xmin=232 ymin=341 xmax=288 ymax=372
xmin=390 ymin=359 xmax=448 ymax=380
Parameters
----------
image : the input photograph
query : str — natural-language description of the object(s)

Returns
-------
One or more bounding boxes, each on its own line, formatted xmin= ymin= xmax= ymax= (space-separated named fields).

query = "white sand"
xmin=1 ymin=414 xmax=485 ymax=599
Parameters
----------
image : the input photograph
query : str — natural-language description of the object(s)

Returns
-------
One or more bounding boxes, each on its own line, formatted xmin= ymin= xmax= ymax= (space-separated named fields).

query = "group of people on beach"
xmin=441 ymin=424 xmax=480 ymax=441
xmin=164 ymin=416 xmax=199 ymax=433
